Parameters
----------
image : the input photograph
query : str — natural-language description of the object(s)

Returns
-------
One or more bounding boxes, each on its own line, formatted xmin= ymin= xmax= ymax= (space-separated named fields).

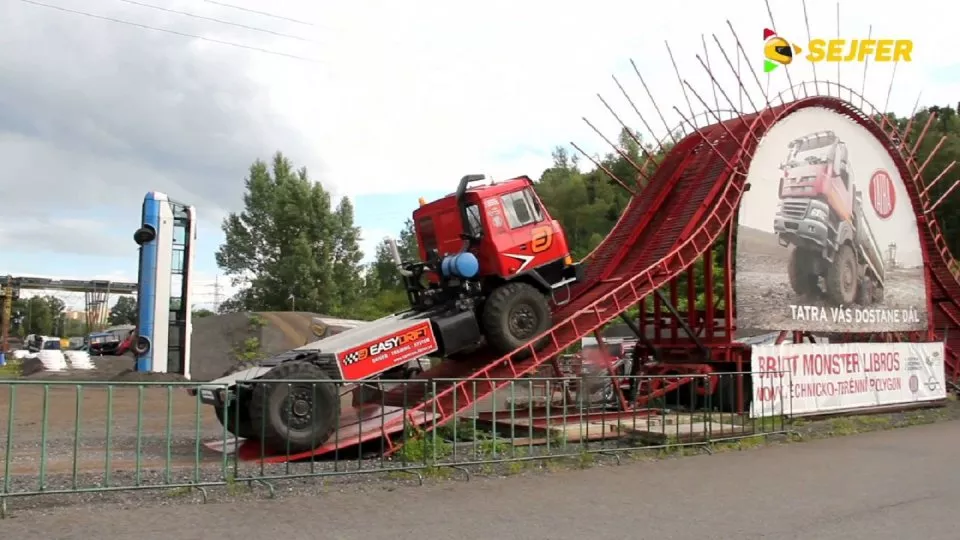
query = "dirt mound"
xmin=188 ymin=312 xmax=253 ymax=381
xmin=23 ymin=354 xmax=138 ymax=381
xmin=20 ymin=357 xmax=45 ymax=377
xmin=189 ymin=311 xmax=348 ymax=381
xmin=109 ymin=370 xmax=187 ymax=382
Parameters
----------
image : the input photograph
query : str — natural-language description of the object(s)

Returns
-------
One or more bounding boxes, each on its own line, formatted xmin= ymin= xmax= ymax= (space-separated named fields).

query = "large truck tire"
xmin=788 ymin=248 xmax=820 ymax=296
xmin=213 ymin=364 xmax=256 ymax=439
xmin=826 ymin=244 xmax=858 ymax=305
xmin=482 ymin=282 xmax=552 ymax=358
xmin=855 ymin=276 xmax=885 ymax=305
xmin=873 ymin=284 xmax=885 ymax=303
xmin=248 ymin=361 xmax=341 ymax=454
xmin=214 ymin=403 xmax=256 ymax=439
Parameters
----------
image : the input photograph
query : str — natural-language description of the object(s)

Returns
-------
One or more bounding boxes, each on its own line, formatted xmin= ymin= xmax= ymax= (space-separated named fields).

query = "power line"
xmin=113 ymin=0 xmax=318 ymax=43
xmin=201 ymin=0 xmax=314 ymax=27
xmin=17 ymin=0 xmax=320 ymax=63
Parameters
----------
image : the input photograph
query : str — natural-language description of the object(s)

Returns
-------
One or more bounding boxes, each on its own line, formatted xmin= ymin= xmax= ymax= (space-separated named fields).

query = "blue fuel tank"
xmin=440 ymin=252 xmax=480 ymax=279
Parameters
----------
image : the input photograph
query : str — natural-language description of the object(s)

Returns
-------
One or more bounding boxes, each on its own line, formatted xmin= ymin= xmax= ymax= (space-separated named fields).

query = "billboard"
xmin=750 ymin=341 xmax=946 ymax=418
xmin=735 ymin=106 xmax=928 ymax=335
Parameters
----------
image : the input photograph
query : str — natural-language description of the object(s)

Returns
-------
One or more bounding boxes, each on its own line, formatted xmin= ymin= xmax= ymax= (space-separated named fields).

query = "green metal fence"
xmin=0 ymin=372 xmax=790 ymax=516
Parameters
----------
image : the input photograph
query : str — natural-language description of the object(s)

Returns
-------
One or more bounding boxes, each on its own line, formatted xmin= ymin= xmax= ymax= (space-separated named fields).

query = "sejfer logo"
xmin=763 ymin=28 xmax=913 ymax=73
xmin=763 ymin=29 xmax=802 ymax=72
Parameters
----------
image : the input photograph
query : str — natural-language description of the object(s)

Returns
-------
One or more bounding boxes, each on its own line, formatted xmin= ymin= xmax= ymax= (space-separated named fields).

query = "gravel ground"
xmin=7 ymin=419 xmax=960 ymax=540
xmin=735 ymin=225 xmax=928 ymax=334
xmin=1 ymin=396 xmax=956 ymax=517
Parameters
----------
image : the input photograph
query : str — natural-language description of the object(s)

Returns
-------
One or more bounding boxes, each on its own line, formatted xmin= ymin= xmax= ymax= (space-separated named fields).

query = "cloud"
xmin=1 ymin=0 xmax=314 ymax=257
xmin=3 ymin=0 xmax=958 ymax=276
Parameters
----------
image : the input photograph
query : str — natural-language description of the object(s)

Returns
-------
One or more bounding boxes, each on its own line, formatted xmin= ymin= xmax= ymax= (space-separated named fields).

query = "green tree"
xmin=13 ymin=295 xmax=66 ymax=336
xmin=108 ymin=296 xmax=138 ymax=325
xmin=192 ymin=308 xmax=215 ymax=319
xmin=215 ymin=152 xmax=364 ymax=316
xmin=894 ymin=105 xmax=960 ymax=256
xmin=355 ymin=218 xmax=421 ymax=319
xmin=328 ymin=197 xmax=365 ymax=314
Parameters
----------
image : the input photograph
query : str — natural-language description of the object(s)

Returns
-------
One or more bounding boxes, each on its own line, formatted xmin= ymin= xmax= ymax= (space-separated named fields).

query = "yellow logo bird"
xmin=763 ymin=29 xmax=803 ymax=73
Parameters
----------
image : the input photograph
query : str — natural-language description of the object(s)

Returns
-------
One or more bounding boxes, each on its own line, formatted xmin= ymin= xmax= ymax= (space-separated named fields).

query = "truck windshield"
xmin=785 ymin=134 xmax=837 ymax=167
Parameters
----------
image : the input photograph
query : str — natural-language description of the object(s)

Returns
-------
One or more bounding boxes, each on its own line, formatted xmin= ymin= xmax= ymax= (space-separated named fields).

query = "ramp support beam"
xmin=653 ymin=288 xmax=710 ymax=361
xmin=618 ymin=312 xmax=656 ymax=403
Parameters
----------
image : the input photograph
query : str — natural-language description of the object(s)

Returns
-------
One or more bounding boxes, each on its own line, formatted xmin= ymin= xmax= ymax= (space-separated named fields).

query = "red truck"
xmin=197 ymin=174 xmax=585 ymax=453
xmin=772 ymin=130 xmax=885 ymax=305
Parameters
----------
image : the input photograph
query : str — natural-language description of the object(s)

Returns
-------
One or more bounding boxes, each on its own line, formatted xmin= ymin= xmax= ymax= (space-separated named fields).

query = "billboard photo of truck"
xmin=735 ymin=106 xmax=928 ymax=335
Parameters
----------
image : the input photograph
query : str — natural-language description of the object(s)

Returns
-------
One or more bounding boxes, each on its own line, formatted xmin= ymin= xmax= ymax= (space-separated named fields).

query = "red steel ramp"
xmin=379 ymin=97 xmax=960 ymax=453
xmin=241 ymin=96 xmax=960 ymax=463
xmin=369 ymin=115 xmax=755 ymax=456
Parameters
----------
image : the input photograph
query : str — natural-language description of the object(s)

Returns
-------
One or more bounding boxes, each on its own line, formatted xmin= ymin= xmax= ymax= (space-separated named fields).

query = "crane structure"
xmin=0 ymin=276 xmax=137 ymax=352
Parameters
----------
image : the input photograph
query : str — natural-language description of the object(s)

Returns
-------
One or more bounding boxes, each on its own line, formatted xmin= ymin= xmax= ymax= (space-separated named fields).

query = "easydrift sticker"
xmin=336 ymin=321 xmax=438 ymax=380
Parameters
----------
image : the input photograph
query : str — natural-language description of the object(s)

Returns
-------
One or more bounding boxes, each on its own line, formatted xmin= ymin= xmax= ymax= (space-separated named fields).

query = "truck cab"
xmin=774 ymin=131 xmax=855 ymax=251
xmin=199 ymin=174 xmax=586 ymax=456
xmin=396 ymin=174 xmax=583 ymax=358
xmin=412 ymin=176 xmax=577 ymax=292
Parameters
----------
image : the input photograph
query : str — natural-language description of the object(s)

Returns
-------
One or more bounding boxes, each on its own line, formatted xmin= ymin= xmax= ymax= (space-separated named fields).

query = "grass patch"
xmin=224 ymin=472 xmax=251 ymax=496
xmin=233 ymin=337 xmax=263 ymax=363
xmin=0 ymin=359 xmax=23 ymax=379
xmin=165 ymin=486 xmax=193 ymax=498
xmin=379 ymin=402 xmax=958 ymax=489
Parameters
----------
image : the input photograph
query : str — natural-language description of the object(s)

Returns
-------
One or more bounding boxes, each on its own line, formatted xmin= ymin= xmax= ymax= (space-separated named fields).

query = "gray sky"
xmin=3 ymin=0 xmax=956 ymax=309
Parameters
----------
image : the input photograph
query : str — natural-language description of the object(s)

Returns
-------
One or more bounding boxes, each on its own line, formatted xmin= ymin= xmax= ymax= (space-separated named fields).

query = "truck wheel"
xmin=214 ymin=402 xmax=256 ymax=439
xmin=788 ymin=248 xmax=819 ymax=296
xmin=248 ymin=361 xmax=340 ymax=454
xmin=873 ymin=284 xmax=885 ymax=303
xmin=213 ymin=363 xmax=256 ymax=439
xmin=482 ymin=282 xmax=552 ymax=358
xmin=826 ymin=244 xmax=858 ymax=305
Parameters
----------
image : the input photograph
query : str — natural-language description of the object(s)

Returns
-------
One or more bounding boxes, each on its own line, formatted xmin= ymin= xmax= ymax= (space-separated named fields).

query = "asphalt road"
xmin=4 ymin=421 xmax=958 ymax=540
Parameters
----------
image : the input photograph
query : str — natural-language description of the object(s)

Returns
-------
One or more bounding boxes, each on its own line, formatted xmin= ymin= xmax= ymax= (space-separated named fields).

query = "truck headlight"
xmin=808 ymin=207 xmax=827 ymax=221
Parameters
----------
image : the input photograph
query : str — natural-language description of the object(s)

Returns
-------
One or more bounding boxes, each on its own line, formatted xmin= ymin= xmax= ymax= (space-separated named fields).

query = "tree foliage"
xmin=108 ymin=296 xmax=138 ymax=326
xmin=11 ymin=295 xmax=67 ymax=336
xmin=192 ymin=308 xmax=215 ymax=319
xmin=216 ymin=105 xmax=960 ymax=322
xmin=886 ymin=106 xmax=960 ymax=255
xmin=354 ymin=219 xmax=420 ymax=319
xmin=215 ymin=152 xmax=365 ymax=317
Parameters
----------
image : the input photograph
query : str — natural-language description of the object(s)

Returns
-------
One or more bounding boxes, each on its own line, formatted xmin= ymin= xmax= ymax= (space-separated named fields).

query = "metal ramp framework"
xmin=238 ymin=86 xmax=960 ymax=463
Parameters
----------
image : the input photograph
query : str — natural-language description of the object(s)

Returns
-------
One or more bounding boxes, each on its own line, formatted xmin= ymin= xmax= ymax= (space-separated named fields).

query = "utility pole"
xmin=212 ymin=274 xmax=223 ymax=312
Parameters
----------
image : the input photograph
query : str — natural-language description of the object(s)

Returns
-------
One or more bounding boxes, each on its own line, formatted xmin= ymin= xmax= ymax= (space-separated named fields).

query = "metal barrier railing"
xmin=0 ymin=371 xmax=791 ymax=515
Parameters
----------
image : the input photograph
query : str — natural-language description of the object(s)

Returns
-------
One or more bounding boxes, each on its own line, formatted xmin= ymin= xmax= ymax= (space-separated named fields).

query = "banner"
xmin=734 ymin=106 xmax=929 ymax=337
xmin=750 ymin=341 xmax=946 ymax=418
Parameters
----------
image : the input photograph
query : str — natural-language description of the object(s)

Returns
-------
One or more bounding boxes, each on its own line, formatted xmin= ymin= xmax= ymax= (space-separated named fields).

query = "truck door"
xmin=499 ymin=188 xmax=548 ymax=274
xmin=828 ymin=142 xmax=853 ymax=222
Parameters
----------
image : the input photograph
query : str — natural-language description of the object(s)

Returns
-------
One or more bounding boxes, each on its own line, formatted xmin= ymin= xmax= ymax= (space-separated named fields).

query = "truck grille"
xmin=778 ymin=200 xmax=809 ymax=220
